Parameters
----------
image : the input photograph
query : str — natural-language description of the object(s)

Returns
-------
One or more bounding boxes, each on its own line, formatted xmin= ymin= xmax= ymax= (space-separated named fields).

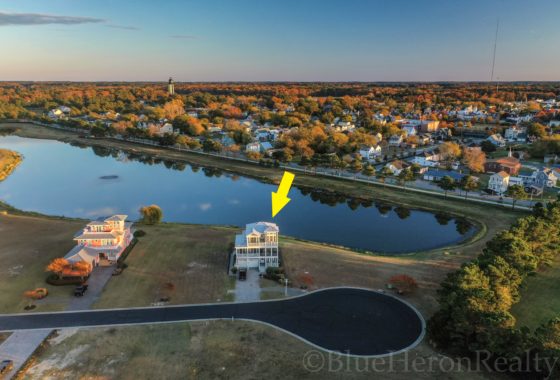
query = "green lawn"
xmin=93 ymin=223 xmax=236 ymax=308
xmin=0 ymin=214 xmax=85 ymax=313
xmin=512 ymin=256 xmax=560 ymax=330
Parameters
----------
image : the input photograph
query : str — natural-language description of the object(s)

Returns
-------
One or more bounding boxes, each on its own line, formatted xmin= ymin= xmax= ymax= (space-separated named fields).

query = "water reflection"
xmin=0 ymin=135 xmax=476 ymax=253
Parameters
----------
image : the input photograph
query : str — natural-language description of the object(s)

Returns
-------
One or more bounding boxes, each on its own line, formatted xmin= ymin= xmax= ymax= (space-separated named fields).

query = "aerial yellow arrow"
xmin=271 ymin=171 xmax=295 ymax=218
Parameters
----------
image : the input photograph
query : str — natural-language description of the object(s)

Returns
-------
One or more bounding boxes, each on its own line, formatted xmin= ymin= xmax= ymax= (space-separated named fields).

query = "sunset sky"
xmin=1 ymin=0 xmax=559 ymax=81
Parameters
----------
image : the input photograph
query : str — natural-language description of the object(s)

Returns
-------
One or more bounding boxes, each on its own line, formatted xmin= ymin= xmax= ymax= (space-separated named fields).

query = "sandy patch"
xmin=26 ymin=344 xmax=90 ymax=378
xmin=49 ymin=329 xmax=80 ymax=346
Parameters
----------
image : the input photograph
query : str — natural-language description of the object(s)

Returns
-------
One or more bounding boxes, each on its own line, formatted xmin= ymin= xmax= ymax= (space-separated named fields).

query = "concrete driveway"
xmin=232 ymin=269 xmax=261 ymax=302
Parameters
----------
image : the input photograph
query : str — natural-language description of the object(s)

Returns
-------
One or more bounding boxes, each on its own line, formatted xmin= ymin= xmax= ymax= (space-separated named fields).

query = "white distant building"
xmin=411 ymin=150 xmax=440 ymax=167
xmin=65 ymin=215 xmax=134 ymax=268
xmin=388 ymin=135 xmax=403 ymax=146
xmin=504 ymin=126 xmax=527 ymax=142
xmin=487 ymin=134 xmax=506 ymax=147
xmin=233 ymin=222 xmax=279 ymax=272
xmin=402 ymin=125 xmax=417 ymax=137
xmin=358 ymin=145 xmax=382 ymax=160
xmin=488 ymin=171 xmax=510 ymax=195
xmin=48 ymin=106 xmax=71 ymax=119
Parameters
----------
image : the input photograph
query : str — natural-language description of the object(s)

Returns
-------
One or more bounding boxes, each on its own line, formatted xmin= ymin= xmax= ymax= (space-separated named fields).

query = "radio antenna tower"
xmin=490 ymin=18 xmax=500 ymax=92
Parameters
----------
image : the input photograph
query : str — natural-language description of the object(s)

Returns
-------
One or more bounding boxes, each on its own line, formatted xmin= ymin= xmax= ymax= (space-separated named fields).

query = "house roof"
xmin=245 ymin=222 xmax=279 ymax=234
xmin=105 ymin=215 xmax=127 ymax=222
xmin=424 ymin=169 xmax=465 ymax=181
xmin=495 ymin=171 xmax=510 ymax=178
xmin=389 ymin=160 xmax=405 ymax=169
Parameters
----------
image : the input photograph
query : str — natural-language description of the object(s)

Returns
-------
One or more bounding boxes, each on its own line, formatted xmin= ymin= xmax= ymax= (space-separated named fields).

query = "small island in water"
xmin=0 ymin=148 xmax=22 ymax=182
xmin=99 ymin=175 xmax=120 ymax=180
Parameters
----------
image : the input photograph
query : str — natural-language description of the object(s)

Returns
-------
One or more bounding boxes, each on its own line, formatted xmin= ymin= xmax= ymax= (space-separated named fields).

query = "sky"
xmin=0 ymin=0 xmax=559 ymax=82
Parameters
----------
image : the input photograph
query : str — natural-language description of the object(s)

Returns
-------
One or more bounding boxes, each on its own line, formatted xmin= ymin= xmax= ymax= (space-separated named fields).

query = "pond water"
xmin=0 ymin=135 xmax=475 ymax=253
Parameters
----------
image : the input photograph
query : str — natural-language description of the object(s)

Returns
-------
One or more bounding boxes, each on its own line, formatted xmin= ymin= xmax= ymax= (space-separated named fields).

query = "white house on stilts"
xmin=233 ymin=222 xmax=279 ymax=272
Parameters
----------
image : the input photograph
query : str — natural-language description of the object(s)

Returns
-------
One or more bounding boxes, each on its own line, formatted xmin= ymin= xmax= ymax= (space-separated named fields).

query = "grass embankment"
xmin=0 ymin=148 xmax=22 ymax=182
xmin=511 ymin=256 xmax=560 ymax=330
xmin=0 ymin=213 xmax=85 ymax=313
xmin=94 ymin=223 xmax=236 ymax=309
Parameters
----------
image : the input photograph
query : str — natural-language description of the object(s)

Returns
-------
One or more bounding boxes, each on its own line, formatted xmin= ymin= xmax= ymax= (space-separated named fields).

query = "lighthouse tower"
xmin=167 ymin=77 xmax=175 ymax=95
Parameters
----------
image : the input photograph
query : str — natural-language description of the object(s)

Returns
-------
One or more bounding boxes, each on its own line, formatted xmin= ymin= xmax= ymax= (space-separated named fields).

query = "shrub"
xmin=46 ymin=274 xmax=88 ymax=286
xmin=139 ymin=205 xmax=163 ymax=225
xmin=388 ymin=274 xmax=418 ymax=295
xmin=134 ymin=229 xmax=146 ymax=237
xmin=264 ymin=267 xmax=285 ymax=282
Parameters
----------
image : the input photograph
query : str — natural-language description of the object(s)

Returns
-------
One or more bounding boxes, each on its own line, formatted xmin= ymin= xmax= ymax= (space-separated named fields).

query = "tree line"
xmin=428 ymin=199 xmax=560 ymax=379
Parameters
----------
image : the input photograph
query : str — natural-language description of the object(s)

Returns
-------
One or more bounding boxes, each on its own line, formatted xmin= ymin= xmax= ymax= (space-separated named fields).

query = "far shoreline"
xmin=0 ymin=121 xmax=526 ymax=257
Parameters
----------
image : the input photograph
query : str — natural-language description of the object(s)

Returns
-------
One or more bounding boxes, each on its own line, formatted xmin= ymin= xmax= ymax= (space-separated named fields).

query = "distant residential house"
xmin=331 ymin=121 xmax=355 ymax=132
xmin=137 ymin=121 xmax=174 ymax=136
xmin=233 ymin=222 xmax=279 ymax=272
xmin=548 ymin=120 xmax=560 ymax=128
xmin=48 ymin=109 xmax=65 ymax=119
xmin=402 ymin=125 xmax=417 ymax=137
xmin=543 ymin=154 xmax=559 ymax=164
xmin=207 ymin=125 xmax=223 ymax=133
xmin=486 ymin=134 xmax=506 ymax=147
xmin=159 ymin=123 xmax=174 ymax=135
xmin=388 ymin=135 xmax=403 ymax=146
xmin=103 ymin=111 xmax=120 ymax=120
xmin=419 ymin=120 xmax=440 ymax=133
xmin=488 ymin=171 xmax=510 ymax=195
xmin=484 ymin=156 xmax=521 ymax=175
xmin=358 ymin=145 xmax=382 ymax=160
xmin=423 ymin=169 xmax=466 ymax=182
xmin=48 ymin=106 xmax=71 ymax=119
xmin=245 ymin=141 xmax=273 ymax=154
xmin=504 ymin=126 xmax=527 ymax=142
xmin=385 ymin=160 xmax=408 ymax=175
xmin=519 ymin=168 xmax=559 ymax=189
xmin=411 ymin=150 xmax=441 ymax=167
xmin=64 ymin=215 xmax=134 ymax=270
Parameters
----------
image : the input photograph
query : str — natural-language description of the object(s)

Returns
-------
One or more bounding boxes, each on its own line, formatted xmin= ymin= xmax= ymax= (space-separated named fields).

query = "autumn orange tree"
xmin=45 ymin=258 xmax=70 ymax=279
xmin=462 ymin=147 xmax=486 ymax=173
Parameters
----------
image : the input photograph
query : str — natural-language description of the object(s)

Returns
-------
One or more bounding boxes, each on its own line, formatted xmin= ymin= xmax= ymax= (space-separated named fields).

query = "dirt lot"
xmin=22 ymin=322 xmax=495 ymax=380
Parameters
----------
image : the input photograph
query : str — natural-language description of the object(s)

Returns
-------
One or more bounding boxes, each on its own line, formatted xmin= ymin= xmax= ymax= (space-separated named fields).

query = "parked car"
xmin=74 ymin=284 xmax=88 ymax=297
xmin=238 ymin=269 xmax=247 ymax=281
xmin=0 ymin=360 xmax=14 ymax=376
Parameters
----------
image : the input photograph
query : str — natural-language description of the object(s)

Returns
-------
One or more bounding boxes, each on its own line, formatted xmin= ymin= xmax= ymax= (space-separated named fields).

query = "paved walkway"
xmin=0 ymin=266 xmax=114 ymax=379
xmin=0 ymin=330 xmax=51 ymax=379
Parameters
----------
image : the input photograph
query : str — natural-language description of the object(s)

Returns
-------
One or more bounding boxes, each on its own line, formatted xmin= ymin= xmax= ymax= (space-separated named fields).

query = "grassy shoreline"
xmin=0 ymin=148 xmax=22 ymax=182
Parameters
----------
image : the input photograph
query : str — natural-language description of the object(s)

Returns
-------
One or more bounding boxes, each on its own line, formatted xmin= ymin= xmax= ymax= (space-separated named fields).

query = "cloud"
xmin=85 ymin=207 xmax=117 ymax=218
xmin=170 ymin=34 xmax=197 ymax=40
xmin=198 ymin=203 xmax=212 ymax=211
xmin=105 ymin=24 xmax=140 ymax=31
xmin=0 ymin=11 xmax=104 ymax=26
